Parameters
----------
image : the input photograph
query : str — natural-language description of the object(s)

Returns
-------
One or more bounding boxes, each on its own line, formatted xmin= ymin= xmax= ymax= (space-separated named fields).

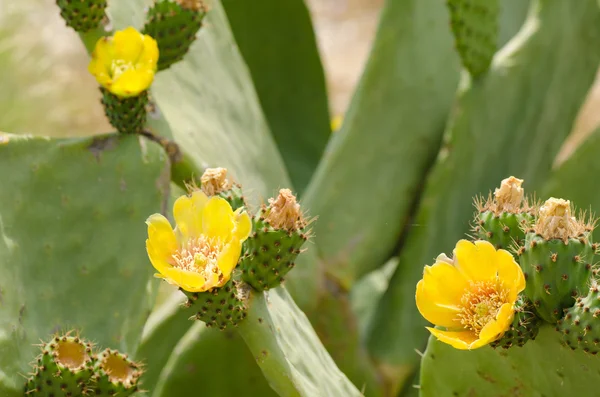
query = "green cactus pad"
xmin=519 ymin=232 xmax=594 ymax=323
xmin=557 ymin=283 xmax=600 ymax=354
xmin=420 ymin=325 xmax=600 ymax=396
xmin=217 ymin=183 xmax=246 ymax=211
xmin=185 ymin=280 xmax=249 ymax=330
xmin=240 ymin=209 xmax=308 ymax=291
xmin=474 ymin=211 xmax=534 ymax=250
xmin=92 ymin=349 xmax=142 ymax=396
xmin=446 ymin=0 xmax=499 ymax=78
xmin=24 ymin=335 xmax=95 ymax=396
xmin=490 ymin=296 xmax=541 ymax=349
xmin=142 ymin=0 xmax=206 ymax=71
xmin=56 ymin=0 xmax=107 ymax=32
xmin=100 ymin=88 xmax=148 ymax=134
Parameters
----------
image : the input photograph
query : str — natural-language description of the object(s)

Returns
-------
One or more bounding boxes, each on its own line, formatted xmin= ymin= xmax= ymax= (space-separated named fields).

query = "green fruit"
xmin=557 ymin=283 xmax=600 ymax=355
xmin=474 ymin=210 xmax=534 ymax=250
xmin=446 ymin=0 xmax=499 ymax=78
xmin=142 ymin=0 xmax=207 ymax=71
xmin=519 ymin=233 xmax=594 ymax=323
xmin=100 ymin=88 xmax=148 ymax=134
xmin=197 ymin=167 xmax=247 ymax=210
xmin=186 ymin=279 xmax=250 ymax=330
xmin=92 ymin=349 xmax=142 ymax=397
xmin=240 ymin=189 xmax=309 ymax=291
xmin=56 ymin=0 xmax=107 ymax=32
xmin=491 ymin=296 xmax=541 ymax=349
xmin=24 ymin=335 xmax=95 ymax=396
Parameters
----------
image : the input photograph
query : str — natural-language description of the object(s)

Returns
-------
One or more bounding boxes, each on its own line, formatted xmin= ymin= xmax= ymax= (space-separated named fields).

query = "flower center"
xmin=110 ymin=59 xmax=134 ymax=80
xmin=457 ymin=279 xmax=508 ymax=335
xmin=171 ymin=236 xmax=224 ymax=280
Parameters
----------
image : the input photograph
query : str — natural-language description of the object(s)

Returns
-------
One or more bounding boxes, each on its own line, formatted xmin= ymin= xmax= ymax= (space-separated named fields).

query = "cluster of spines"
xmin=92 ymin=349 xmax=143 ymax=396
xmin=491 ymin=296 xmax=541 ymax=349
xmin=56 ymin=0 xmax=107 ymax=32
xmin=471 ymin=176 xmax=536 ymax=251
xmin=240 ymin=189 xmax=311 ymax=291
xmin=100 ymin=88 xmax=149 ymax=134
xmin=517 ymin=198 xmax=597 ymax=324
xmin=557 ymin=282 xmax=600 ymax=355
xmin=24 ymin=334 xmax=142 ymax=396
xmin=184 ymin=280 xmax=250 ymax=330
xmin=142 ymin=0 xmax=207 ymax=71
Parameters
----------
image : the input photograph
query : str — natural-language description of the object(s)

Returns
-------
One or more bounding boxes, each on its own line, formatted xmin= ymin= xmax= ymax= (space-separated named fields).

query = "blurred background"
xmin=4 ymin=0 xmax=599 ymax=166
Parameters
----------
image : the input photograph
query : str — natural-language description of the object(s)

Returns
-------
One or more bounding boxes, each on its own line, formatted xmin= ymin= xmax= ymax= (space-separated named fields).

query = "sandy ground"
xmin=1 ymin=0 xmax=598 ymax=159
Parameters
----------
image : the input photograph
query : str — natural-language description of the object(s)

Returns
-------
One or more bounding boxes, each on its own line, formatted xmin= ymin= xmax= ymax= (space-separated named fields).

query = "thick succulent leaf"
xmin=420 ymin=326 xmax=600 ymax=396
xmin=366 ymin=0 xmax=600 ymax=389
xmin=0 ymin=133 xmax=169 ymax=396
xmin=222 ymin=0 xmax=330 ymax=194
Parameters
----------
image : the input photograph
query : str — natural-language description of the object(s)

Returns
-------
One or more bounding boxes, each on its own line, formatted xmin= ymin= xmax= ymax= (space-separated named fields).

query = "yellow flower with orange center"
xmin=145 ymin=191 xmax=251 ymax=292
xmin=415 ymin=240 xmax=525 ymax=350
xmin=88 ymin=27 xmax=159 ymax=97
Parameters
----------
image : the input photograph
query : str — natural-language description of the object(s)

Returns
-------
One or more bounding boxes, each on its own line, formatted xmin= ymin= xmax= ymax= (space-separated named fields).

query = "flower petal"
xmin=478 ymin=303 xmax=514 ymax=343
xmin=217 ymin=239 xmax=242 ymax=281
xmin=110 ymin=68 xmax=155 ymax=97
xmin=146 ymin=214 xmax=177 ymax=265
xmin=496 ymin=249 xmax=526 ymax=301
xmin=138 ymin=34 xmax=159 ymax=69
xmin=173 ymin=194 xmax=202 ymax=241
xmin=146 ymin=240 xmax=172 ymax=275
xmin=422 ymin=261 xmax=468 ymax=307
xmin=426 ymin=327 xmax=480 ymax=350
xmin=416 ymin=280 xmax=462 ymax=328
xmin=202 ymin=196 xmax=235 ymax=240
xmin=454 ymin=239 xmax=497 ymax=281
xmin=234 ymin=209 xmax=252 ymax=242
xmin=163 ymin=267 xmax=208 ymax=292
xmin=113 ymin=27 xmax=144 ymax=63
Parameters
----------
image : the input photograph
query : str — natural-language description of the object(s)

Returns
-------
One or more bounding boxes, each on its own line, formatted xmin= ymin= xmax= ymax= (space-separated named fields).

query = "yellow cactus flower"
xmin=145 ymin=191 xmax=251 ymax=292
xmin=88 ymin=27 xmax=159 ymax=97
xmin=415 ymin=240 xmax=525 ymax=350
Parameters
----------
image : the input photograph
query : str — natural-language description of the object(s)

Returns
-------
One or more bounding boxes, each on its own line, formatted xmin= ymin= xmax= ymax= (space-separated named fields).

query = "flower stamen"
xmin=171 ymin=236 xmax=224 ymax=281
xmin=457 ymin=278 xmax=509 ymax=335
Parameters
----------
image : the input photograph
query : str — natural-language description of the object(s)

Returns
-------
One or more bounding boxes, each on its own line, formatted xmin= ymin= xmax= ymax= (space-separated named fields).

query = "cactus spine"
xmin=240 ymin=189 xmax=309 ymax=291
xmin=24 ymin=335 xmax=95 ymax=396
xmin=473 ymin=176 xmax=536 ymax=250
xmin=518 ymin=198 xmax=596 ymax=323
xmin=142 ymin=0 xmax=207 ymax=71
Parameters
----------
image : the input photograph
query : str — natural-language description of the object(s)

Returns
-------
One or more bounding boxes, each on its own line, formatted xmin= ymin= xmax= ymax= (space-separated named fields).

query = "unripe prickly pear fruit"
xmin=195 ymin=167 xmax=247 ymax=210
xmin=446 ymin=0 xmax=499 ymax=78
xmin=142 ymin=0 xmax=207 ymax=71
xmin=557 ymin=282 xmax=600 ymax=355
xmin=56 ymin=0 xmax=107 ymax=32
xmin=490 ymin=295 xmax=541 ymax=349
xmin=472 ymin=176 xmax=536 ymax=250
xmin=92 ymin=349 xmax=143 ymax=396
xmin=24 ymin=334 xmax=95 ymax=396
xmin=101 ymin=88 xmax=149 ymax=134
xmin=240 ymin=189 xmax=310 ymax=291
xmin=186 ymin=279 xmax=250 ymax=330
xmin=518 ymin=198 xmax=597 ymax=323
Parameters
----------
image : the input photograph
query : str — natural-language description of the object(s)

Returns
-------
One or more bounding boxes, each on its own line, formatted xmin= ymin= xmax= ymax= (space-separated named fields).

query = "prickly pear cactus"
xmin=197 ymin=167 xmax=247 ymax=210
xmin=142 ymin=0 xmax=206 ymax=71
xmin=240 ymin=189 xmax=309 ymax=291
xmin=473 ymin=176 xmax=535 ymax=250
xmin=446 ymin=0 xmax=499 ymax=77
xmin=100 ymin=89 xmax=149 ymax=134
xmin=557 ymin=282 xmax=600 ymax=354
xmin=186 ymin=280 xmax=250 ymax=330
xmin=92 ymin=349 xmax=142 ymax=396
xmin=490 ymin=295 xmax=541 ymax=349
xmin=518 ymin=198 xmax=595 ymax=323
xmin=56 ymin=0 xmax=107 ymax=32
xmin=24 ymin=335 xmax=95 ymax=396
